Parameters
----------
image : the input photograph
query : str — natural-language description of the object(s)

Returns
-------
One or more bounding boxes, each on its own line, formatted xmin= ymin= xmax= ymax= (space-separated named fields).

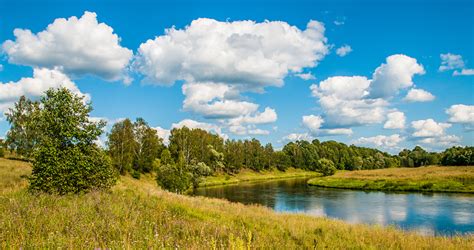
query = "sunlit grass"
xmin=199 ymin=168 xmax=320 ymax=187
xmin=1 ymin=158 xmax=473 ymax=248
xmin=308 ymin=166 xmax=474 ymax=193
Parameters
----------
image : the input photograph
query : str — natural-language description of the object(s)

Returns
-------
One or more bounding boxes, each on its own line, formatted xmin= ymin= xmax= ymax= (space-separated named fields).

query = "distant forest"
xmin=1 ymin=89 xmax=473 ymax=193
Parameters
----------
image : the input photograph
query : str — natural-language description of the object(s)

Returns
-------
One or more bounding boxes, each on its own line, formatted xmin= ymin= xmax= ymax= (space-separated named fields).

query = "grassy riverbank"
xmin=308 ymin=166 xmax=474 ymax=193
xmin=199 ymin=168 xmax=319 ymax=187
xmin=1 ymin=158 xmax=473 ymax=248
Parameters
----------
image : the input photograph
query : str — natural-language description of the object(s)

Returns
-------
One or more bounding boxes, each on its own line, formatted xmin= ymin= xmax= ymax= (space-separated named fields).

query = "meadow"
xmin=308 ymin=166 xmax=474 ymax=193
xmin=1 ymin=158 xmax=473 ymax=248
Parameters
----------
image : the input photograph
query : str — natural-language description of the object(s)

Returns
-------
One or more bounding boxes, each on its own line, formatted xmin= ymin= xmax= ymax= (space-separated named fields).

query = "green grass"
xmin=308 ymin=166 xmax=474 ymax=193
xmin=1 ymin=158 xmax=473 ymax=248
xmin=199 ymin=168 xmax=320 ymax=187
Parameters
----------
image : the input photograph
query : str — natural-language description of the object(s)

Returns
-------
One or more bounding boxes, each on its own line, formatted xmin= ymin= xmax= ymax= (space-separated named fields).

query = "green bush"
xmin=156 ymin=164 xmax=193 ymax=193
xmin=27 ymin=88 xmax=117 ymax=194
xmin=318 ymin=158 xmax=337 ymax=176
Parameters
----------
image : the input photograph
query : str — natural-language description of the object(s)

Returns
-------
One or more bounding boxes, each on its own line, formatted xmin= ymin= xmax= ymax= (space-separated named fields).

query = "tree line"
xmin=2 ymin=88 xmax=473 ymax=194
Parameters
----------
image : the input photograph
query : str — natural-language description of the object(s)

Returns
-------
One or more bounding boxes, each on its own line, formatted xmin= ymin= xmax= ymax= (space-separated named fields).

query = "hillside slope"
xmin=0 ymin=158 xmax=472 ymax=249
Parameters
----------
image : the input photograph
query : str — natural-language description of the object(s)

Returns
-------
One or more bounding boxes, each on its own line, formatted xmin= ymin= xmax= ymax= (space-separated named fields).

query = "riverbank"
xmin=1 ymin=158 xmax=473 ymax=248
xmin=198 ymin=167 xmax=320 ymax=187
xmin=308 ymin=166 xmax=474 ymax=193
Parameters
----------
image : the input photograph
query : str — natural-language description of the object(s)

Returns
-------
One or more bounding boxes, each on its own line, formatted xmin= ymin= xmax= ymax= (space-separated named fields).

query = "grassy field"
xmin=308 ymin=166 xmax=474 ymax=193
xmin=199 ymin=168 xmax=319 ymax=187
xmin=0 ymin=158 xmax=473 ymax=248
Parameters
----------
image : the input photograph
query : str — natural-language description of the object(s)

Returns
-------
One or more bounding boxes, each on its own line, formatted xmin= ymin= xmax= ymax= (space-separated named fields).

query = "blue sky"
xmin=0 ymin=0 xmax=473 ymax=152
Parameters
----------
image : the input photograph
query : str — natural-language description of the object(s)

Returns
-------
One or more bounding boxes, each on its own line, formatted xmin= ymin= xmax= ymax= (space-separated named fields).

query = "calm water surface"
xmin=193 ymin=178 xmax=474 ymax=236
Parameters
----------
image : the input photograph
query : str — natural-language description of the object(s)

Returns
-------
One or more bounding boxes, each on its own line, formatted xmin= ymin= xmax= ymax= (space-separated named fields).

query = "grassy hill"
xmin=308 ymin=166 xmax=474 ymax=193
xmin=0 ymin=158 xmax=473 ymax=248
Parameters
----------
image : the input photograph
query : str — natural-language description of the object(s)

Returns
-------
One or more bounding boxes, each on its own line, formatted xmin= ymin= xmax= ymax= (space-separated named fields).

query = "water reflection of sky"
xmin=194 ymin=178 xmax=474 ymax=236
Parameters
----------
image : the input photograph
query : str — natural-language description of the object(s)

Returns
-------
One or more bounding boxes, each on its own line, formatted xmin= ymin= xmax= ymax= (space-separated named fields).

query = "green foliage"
xmin=27 ymin=88 xmax=117 ymax=194
xmin=5 ymin=96 xmax=41 ymax=159
xmin=156 ymin=163 xmax=193 ymax=193
xmin=441 ymin=146 xmax=473 ymax=166
xmin=0 ymin=139 xmax=4 ymax=158
xmin=399 ymin=146 xmax=440 ymax=167
xmin=318 ymin=158 xmax=336 ymax=176
xmin=107 ymin=118 xmax=164 ymax=175
xmin=107 ymin=118 xmax=136 ymax=174
xmin=273 ymin=151 xmax=291 ymax=171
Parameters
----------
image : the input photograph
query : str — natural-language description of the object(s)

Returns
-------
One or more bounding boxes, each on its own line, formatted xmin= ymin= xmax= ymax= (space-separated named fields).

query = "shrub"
xmin=318 ymin=158 xmax=337 ymax=176
xmin=156 ymin=164 xmax=193 ymax=193
xmin=28 ymin=88 xmax=117 ymax=194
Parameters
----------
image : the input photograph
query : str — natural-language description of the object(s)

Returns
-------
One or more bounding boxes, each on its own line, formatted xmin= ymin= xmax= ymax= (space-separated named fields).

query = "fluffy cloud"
xmin=311 ymin=76 xmax=387 ymax=126
xmin=453 ymin=69 xmax=474 ymax=76
xmin=182 ymin=82 xmax=258 ymax=119
xmin=309 ymin=54 xmax=423 ymax=128
xmin=336 ymin=45 xmax=352 ymax=57
xmin=281 ymin=133 xmax=313 ymax=142
xmin=446 ymin=104 xmax=474 ymax=129
xmin=136 ymin=18 xmax=327 ymax=133
xmin=228 ymin=125 xmax=270 ymax=136
xmin=403 ymin=88 xmax=435 ymax=102
xmin=135 ymin=18 xmax=328 ymax=87
xmin=439 ymin=53 xmax=474 ymax=76
xmin=2 ymin=11 xmax=133 ymax=82
xmin=384 ymin=111 xmax=406 ymax=129
xmin=0 ymin=68 xmax=88 ymax=112
xmin=302 ymin=115 xmax=353 ymax=136
xmin=411 ymin=119 xmax=451 ymax=138
xmin=439 ymin=53 xmax=465 ymax=71
xmin=418 ymin=135 xmax=461 ymax=147
xmin=368 ymin=54 xmax=425 ymax=98
xmin=354 ymin=134 xmax=404 ymax=148
xmin=228 ymin=107 xmax=277 ymax=125
xmin=295 ymin=72 xmax=316 ymax=80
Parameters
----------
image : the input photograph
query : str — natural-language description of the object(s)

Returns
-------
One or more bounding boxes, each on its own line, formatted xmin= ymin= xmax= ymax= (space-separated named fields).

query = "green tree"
xmin=5 ymin=96 xmax=40 ymax=159
xmin=133 ymin=118 xmax=164 ymax=173
xmin=28 ymin=88 xmax=117 ymax=194
xmin=318 ymin=158 xmax=336 ymax=176
xmin=107 ymin=118 xmax=136 ymax=174
xmin=0 ymin=139 xmax=5 ymax=158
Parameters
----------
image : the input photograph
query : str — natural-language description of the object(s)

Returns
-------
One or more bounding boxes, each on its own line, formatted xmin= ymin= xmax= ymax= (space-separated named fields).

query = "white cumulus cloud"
xmin=411 ymin=119 xmax=451 ymax=138
xmin=354 ymin=134 xmax=404 ymax=148
xmin=135 ymin=18 xmax=329 ymax=88
xmin=0 ymin=68 xmax=89 ymax=113
xmin=384 ymin=111 xmax=406 ymax=129
xmin=2 ymin=11 xmax=133 ymax=82
xmin=336 ymin=45 xmax=352 ymax=57
xmin=302 ymin=114 xmax=353 ymax=136
xmin=439 ymin=53 xmax=465 ymax=71
xmin=446 ymin=104 xmax=474 ymax=130
xmin=403 ymin=88 xmax=435 ymax=102
xmin=368 ymin=54 xmax=425 ymax=98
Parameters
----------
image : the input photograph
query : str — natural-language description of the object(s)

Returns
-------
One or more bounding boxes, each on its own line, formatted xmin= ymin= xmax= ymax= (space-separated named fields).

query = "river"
xmin=193 ymin=178 xmax=474 ymax=236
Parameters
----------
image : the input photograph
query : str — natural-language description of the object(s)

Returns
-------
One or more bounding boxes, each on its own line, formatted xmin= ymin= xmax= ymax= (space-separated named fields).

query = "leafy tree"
xmin=5 ymin=96 xmax=40 ymax=159
xmin=107 ymin=118 xmax=136 ymax=174
xmin=441 ymin=146 xmax=473 ymax=166
xmin=274 ymin=151 xmax=291 ymax=171
xmin=160 ymin=148 xmax=174 ymax=165
xmin=318 ymin=158 xmax=336 ymax=176
xmin=28 ymin=88 xmax=117 ymax=194
xmin=133 ymin=118 xmax=164 ymax=173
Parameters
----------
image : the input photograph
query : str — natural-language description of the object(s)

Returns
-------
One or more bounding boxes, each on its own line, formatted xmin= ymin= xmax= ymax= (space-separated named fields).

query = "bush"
xmin=30 ymin=145 xmax=117 ymax=194
xmin=318 ymin=158 xmax=337 ymax=176
xmin=27 ymin=88 xmax=117 ymax=194
xmin=156 ymin=164 xmax=193 ymax=193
